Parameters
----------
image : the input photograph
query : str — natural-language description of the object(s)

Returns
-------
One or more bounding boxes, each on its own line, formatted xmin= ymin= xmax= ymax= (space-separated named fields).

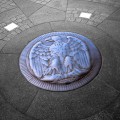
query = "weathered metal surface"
xmin=19 ymin=32 xmax=102 ymax=91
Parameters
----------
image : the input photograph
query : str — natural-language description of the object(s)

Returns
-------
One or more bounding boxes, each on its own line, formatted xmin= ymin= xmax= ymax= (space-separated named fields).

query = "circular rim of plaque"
xmin=19 ymin=32 xmax=102 ymax=91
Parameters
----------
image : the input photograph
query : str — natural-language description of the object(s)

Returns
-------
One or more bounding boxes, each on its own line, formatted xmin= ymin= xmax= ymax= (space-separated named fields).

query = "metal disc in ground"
xmin=19 ymin=32 xmax=102 ymax=91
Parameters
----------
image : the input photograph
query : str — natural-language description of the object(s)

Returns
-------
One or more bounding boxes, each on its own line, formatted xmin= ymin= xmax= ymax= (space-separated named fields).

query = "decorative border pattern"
xmin=19 ymin=32 xmax=102 ymax=91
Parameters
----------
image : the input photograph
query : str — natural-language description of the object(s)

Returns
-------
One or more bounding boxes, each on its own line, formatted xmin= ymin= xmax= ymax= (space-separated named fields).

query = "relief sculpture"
xmin=20 ymin=32 xmax=102 ymax=91
xmin=28 ymin=35 xmax=91 ymax=83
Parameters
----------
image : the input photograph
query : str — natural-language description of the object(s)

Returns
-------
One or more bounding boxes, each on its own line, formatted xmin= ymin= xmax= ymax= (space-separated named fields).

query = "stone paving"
xmin=0 ymin=0 xmax=16 ymax=13
xmin=0 ymin=8 xmax=33 ymax=41
xmin=30 ymin=0 xmax=51 ymax=5
xmin=0 ymin=0 xmax=120 ymax=120
xmin=66 ymin=0 xmax=119 ymax=26
xmin=66 ymin=7 xmax=109 ymax=26
xmin=82 ymin=0 xmax=120 ymax=7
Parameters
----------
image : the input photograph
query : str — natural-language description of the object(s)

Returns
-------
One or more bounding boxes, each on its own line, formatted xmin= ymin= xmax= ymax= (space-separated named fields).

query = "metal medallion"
xmin=19 ymin=32 xmax=102 ymax=91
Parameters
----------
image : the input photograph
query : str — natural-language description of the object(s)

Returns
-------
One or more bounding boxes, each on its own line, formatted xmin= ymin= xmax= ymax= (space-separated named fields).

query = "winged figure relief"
xmin=28 ymin=35 xmax=91 ymax=83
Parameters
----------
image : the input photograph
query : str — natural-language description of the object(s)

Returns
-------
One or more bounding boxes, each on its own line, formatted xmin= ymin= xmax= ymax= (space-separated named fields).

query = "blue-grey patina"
xmin=19 ymin=32 xmax=102 ymax=91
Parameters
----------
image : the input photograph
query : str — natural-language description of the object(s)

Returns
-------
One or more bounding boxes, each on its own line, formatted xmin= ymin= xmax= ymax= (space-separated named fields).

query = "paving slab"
xmin=0 ymin=94 xmax=6 ymax=106
xmin=86 ymin=94 xmax=120 ymax=120
xmin=26 ymin=79 xmax=119 ymax=120
xmin=68 ymin=0 xmax=117 ymax=14
xmin=98 ymin=20 xmax=120 ymax=44
xmin=107 ymin=9 xmax=120 ymax=22
xmin=66 ymin=0 xmax=117 ymax=26
xmin=75 ymin=0 xmax=120 ymax=8
xmin=0 ymin=33 xmax=6 ymax=39
xmin=0 ymin=40 xmax=6 ymax=51
xmin=103 ymin=94 xmax=120 ymax=120
xmin=94 ymin=35 xmax=120 ymax=91
xmin=0 ymin=54 xmax=38 ymax=112
xmin=29 ymin=6 xmax=65 ymax=25
xmin=30 ymin=0 xmax=51 ymax=5
xmin=50 ymin=21 xmax=106 ymax=40
xmin=0 ymin=8 xmax=23 ymax=23
xmin=2 ymin=23 xmax=52 ymax=53
xmin=0 ymin=7 xmax=34 ymax=41
xmin=0 ymin=103 xmax=34 ymax=120
xmin=0 ymin=54 xmax=20 ymax=76
xmin=13 ymin=0 xmax=43 ymax=17
xmin=82 ymin=110 xmax=113 ymax=120
xmin=0 ymin=0 xmax=17 ymax=14
xmin=47 ymin=0 xmax=67 ymax=11
xmin=0 ymin=93 xmax=33 ymax=120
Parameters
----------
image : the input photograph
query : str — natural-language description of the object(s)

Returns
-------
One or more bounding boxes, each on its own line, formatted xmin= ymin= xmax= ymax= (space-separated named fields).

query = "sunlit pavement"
xmin=0 ymin=0 xmax=120 ymax=120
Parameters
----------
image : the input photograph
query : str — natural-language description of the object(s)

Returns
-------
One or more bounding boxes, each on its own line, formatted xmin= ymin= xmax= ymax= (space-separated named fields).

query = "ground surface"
xmin=0 ymin=0 xmax=120 ymax=120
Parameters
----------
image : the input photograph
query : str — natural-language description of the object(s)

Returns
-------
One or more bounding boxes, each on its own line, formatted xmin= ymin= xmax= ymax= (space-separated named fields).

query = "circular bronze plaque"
xmin=19 ymin=32 xmax=102 ymax=91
